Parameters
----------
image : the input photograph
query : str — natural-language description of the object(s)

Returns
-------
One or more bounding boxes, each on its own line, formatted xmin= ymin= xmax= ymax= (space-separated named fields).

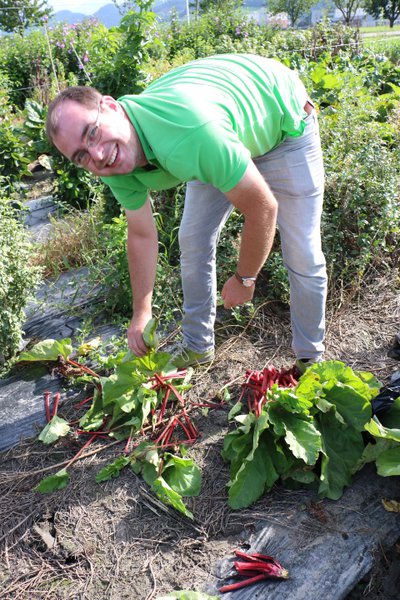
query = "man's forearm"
xmin=237 ymin=196 xmax=277 ymax=277
xmin=127 ymin=226 xmax=158 ymax=318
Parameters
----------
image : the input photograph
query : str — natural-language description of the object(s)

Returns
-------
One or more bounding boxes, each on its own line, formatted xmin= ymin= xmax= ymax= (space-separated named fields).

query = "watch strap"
xmin=235 ymin=272 xmax=257 ymax=285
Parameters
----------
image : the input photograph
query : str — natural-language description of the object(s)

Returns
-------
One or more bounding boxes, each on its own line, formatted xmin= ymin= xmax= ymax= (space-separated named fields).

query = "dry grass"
xmin=31 ymin=205 xmax=104 ymax=279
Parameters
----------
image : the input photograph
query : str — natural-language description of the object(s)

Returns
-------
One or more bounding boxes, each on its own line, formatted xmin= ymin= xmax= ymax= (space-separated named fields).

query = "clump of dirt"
xmin=0 ymin=273 xmax=399 ymax=599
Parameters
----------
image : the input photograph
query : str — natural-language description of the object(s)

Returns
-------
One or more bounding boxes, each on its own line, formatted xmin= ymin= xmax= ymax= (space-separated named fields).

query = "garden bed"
xmin=0 ymin=273 xmax=399 ymax=599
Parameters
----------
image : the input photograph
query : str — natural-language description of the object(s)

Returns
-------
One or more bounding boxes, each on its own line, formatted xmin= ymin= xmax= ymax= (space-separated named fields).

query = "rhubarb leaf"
xmin=269 ymin=387 xmax=313 ymax=415
xmin=151 ymin=476 xmax=194 ymax=519
xmin=324 ymin=383 xmax=372 ymax=430
xmin=79 ymin=389 xmax=104 ymax=431
xmin=162 ymin=454 xmax=202 ymax=497
xmin=143 ymin=318 xmax=159 ymax=350
xmin=38 ymin=415 xmax=70 ymax=444
xmin=227 ymin=414 xmax=278 ymax=508
xmin=318 ymin=412 xmax=364 ymax=499
xmin=102 ymin=363 xmax=146 ymax=407
xmin=228 ymin=439 xmax=278 ymax=509
xmin=18 ymin=338 xmax=72 ymax=362
xmin=364 ymin=417 xmax=400 ymax=442
xmin=34 ymin=469 xmax=70 ymax=493
xmin=268 ymin=408 xmax=321 ymax=465
xmin=376 ymin=447 xmax=400 ymax=476
xmin=95 ymin=456 xmax=130 ymax=482
xmin=281 ymin=413 xmax=321 ymax=465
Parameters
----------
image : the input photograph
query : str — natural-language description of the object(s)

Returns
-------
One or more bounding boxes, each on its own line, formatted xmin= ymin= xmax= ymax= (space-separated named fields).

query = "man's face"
xmin=52 ymin=97 xmax=146 ymax=176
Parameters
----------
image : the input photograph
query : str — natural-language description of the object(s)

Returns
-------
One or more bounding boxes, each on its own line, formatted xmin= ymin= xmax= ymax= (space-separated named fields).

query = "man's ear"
xmin=101 ymin=95 xmax=121 ymax=113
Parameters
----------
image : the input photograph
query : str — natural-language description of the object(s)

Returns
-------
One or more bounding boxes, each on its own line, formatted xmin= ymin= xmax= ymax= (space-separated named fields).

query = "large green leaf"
xmin=284 ymin=467 xmax=317 ymax=485
xmin=38 ymin=415 xmax=70 ymax=444
xmin=318 ymin=412 xmax=364 ymax=500
xmin=295 ymin=370 xmax=324 ymax=404
xmin=325 ymin=383 xmax=372 ymax=431
xmin=79 ymin=389 xmax=105 ymax=431
xmin=269 ymin=387 xmax=313 ymax=415
xmin=151 ymin=477 xmax=194 ymax=519
xmin=18 ymin=338 xmax=72 ymax=362
xmin=280 ymin=412 xmax=321 ymax=465
xmin=222 ymin=427 xmax=253 ymax=468
xmin=365 ymin=417 xmax=400 ymax=443
xmin=268 ymin=405 xmax=321 ymax=465
xmin=228 ymin=440 xmax=278 ymax=509
xmin=263 ymin=431 xmax=297 ymax=475
xmin=95 ymin=456 xmax=130 ymax=483
xmin=102 ymin=363 xmax=146 ymax=407
xmin=162 ymin=454 xmax=202 ymax=497
xmin=121 ymin=349 xmax=175 ymax=375
xmin=139 ymin=387 xmax=159 ymax=428
xmin=309 ymin=361 xmax=380 ymax=402
xmin=34 ymin=469 xmax=70 ymax=493
xmin=143 ymin=318 xmax=159 ymax=350
xmin=355 ymin=438 xmax=395 ymax=472
xmin=376 ymin=447 xmax=400 ymax=476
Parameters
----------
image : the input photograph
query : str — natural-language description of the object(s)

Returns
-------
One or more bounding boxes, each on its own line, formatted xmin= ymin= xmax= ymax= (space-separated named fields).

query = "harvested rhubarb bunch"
xmin=220 ymin=549 xmax=289 ymax=593
xmin=239 ymin=365 xmax=299 ymax=417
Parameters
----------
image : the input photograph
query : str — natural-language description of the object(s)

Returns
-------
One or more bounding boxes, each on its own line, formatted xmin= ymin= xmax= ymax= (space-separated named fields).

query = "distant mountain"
xmin=94 ymin=4 xmax=123 ymax=26
xmin=50 ymin=9 xmax=87 ymax=25
xmin=50 ymin=4 xmax=118 ymax=27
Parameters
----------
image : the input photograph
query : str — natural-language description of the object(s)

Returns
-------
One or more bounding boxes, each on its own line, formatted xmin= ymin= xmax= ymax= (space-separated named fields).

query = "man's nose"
xmin=88 ymin=144 xmax=104 ymax=162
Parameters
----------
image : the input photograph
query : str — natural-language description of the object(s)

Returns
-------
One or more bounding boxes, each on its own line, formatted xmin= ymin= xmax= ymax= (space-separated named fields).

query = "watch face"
xmin=243 ymin=278 xmax=254 ymax=287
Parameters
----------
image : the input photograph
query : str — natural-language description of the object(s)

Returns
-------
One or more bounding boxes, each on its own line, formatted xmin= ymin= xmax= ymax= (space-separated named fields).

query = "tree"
xmin=364 ymin=0 xmax=400 ymax=27
xmin=332 ymin=0 xmax=364 ymax=24
xmin=197 ymin=0 xmax=243 ymax=13
xmin=0 ymin=0 xmax=52 ymax=34
xmin=267 ymin=0 xmax=316 ymax=27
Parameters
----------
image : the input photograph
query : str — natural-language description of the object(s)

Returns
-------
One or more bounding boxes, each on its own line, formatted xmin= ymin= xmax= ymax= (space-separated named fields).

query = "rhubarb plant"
xmin=17 ymin=322 xmax=204 ymax=518
xmin=96 ymin=443 xmax=202 ymax=519
xmin=223 ymin=361 xmax=400 ymax=508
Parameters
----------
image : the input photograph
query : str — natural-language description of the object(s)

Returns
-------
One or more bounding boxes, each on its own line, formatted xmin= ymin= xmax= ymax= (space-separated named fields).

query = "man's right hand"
xmin=127 ymin=314 xmax=152 ymax=356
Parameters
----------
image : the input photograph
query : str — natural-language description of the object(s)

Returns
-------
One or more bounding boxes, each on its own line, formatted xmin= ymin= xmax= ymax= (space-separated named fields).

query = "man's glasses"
xmin=74 ymin=103 xmax=102 ymax=167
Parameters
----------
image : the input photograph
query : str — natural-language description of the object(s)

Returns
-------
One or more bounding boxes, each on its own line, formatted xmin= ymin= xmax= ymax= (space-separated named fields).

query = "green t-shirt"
xmin=101 ymin=53 xmax=309 ymax=211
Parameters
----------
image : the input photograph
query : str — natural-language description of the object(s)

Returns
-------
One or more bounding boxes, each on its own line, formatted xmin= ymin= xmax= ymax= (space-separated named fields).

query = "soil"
xmin=0 ymin=269 xmax=399 ymax=599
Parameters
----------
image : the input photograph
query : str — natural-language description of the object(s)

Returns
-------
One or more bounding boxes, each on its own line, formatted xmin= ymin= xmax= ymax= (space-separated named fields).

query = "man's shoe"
xmin=295 ymin=358 xmax=321 ymax=375
xmin=170 ymin=345 xmax=215 ymax=369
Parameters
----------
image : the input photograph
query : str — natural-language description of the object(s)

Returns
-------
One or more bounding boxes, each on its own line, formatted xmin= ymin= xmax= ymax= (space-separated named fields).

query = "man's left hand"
xmin=221 ymin=275 xmax=255 ymax=309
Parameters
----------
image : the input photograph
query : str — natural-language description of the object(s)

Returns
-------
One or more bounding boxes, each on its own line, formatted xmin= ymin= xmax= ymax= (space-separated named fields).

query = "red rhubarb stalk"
xmin=220 ymin=574 xmax=268 ymax=593
xmin=44 ymin=391 xmax=51 ymax=422
xmin=51 ymin=392 xmax=60 ymax=418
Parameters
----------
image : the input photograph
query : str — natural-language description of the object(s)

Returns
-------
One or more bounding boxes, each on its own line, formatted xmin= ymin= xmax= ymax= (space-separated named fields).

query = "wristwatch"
xmin=235 ymin=272 xmax=257 ymax=287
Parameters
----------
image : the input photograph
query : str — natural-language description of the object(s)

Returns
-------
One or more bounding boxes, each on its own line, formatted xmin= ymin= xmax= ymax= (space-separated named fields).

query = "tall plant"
xmin=0 ymin=197 xmax=42 ymax=369
xmin=0 ymin=0 xmax=52 ymax=35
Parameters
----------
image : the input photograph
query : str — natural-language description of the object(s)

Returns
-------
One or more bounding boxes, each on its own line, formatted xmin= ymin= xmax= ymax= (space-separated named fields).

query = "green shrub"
xmin=320 ymin=91 xmax=400 ymax=292
xmin=0 ymin=113 xmax=31 ymax=187
xmin=0 ymin=197 xmax=42 ymax=369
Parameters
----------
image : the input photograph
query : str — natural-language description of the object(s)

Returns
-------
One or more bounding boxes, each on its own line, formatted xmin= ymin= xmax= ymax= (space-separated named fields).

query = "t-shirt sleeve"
xmin=164 ymin=119 xmax=251 ymax=192
xmin=100 ymin=175 xmax=148 ymax=210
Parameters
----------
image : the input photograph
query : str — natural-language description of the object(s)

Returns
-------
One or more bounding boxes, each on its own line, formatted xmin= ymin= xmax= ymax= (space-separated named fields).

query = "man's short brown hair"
xmin=46 ymin=86 xmax=102 ymax=144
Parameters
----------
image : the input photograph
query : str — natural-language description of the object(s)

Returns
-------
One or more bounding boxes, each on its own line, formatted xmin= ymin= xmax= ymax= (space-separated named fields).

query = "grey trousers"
xmin=178 ymin=111 xmax=327 ymax=361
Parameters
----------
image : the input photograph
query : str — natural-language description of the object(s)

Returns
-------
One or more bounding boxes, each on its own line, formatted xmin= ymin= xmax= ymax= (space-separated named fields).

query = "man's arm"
xmin=125 ymin=198 xmax=158 ymax=356
xmin=221 ymin=160 xmax=278 ymax=309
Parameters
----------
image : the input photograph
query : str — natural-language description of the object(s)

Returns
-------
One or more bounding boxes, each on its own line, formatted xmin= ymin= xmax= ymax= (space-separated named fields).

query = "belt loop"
xmin=304 ymin=99 xmax=315 ymax=117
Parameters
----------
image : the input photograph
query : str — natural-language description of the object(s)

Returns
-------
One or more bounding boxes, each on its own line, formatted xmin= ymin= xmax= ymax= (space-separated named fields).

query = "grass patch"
xmin=32 ymin=202 xmax=104 ymax=279
xmin=360 ymin=24 xmax=400 ymax=33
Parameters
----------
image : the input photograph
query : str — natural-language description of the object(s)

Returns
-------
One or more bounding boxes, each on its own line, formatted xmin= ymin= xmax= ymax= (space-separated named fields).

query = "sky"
xmin=47 ymin=0 xmax=109 ymax=15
